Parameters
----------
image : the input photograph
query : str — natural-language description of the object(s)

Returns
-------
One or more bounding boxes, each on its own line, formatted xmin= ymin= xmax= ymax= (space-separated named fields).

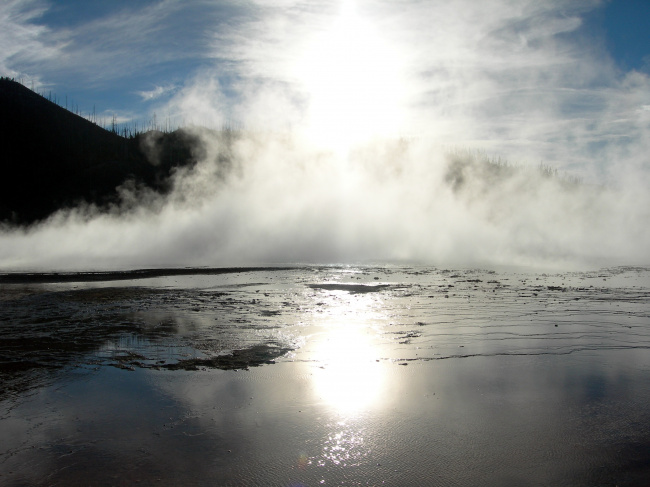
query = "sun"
xmin=293 ymin=0 xmax=406 ymax=153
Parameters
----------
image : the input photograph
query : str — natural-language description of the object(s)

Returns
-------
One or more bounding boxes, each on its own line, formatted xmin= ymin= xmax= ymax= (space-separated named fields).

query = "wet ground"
xmin=1 ymin=265 xmax=649 ymax=485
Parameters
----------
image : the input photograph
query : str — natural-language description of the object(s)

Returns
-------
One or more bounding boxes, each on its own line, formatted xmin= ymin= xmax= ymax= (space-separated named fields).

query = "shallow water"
xmin=1 ymin=265 xmax=649 ymax=485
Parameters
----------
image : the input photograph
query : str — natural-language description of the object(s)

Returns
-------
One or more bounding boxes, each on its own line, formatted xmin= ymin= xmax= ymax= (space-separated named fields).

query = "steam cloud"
xmin=1 ymin=0 xmax=649 ymax=271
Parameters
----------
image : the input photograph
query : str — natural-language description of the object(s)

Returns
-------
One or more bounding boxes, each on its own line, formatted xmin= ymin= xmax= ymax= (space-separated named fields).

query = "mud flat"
xmin=1 ymin=265 xmax=650 ymax=485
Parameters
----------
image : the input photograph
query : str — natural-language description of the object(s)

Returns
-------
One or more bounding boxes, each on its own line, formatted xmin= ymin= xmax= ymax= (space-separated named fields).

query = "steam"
xmin=1 ymin=0 xmax=649 ymax=271
xmin=1 ymin=132 xmax=647 ymax=271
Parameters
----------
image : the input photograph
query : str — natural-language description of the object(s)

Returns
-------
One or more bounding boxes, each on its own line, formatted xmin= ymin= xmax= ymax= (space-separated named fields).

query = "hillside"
xmin=0 ymin=78 xmax=200 ymax=224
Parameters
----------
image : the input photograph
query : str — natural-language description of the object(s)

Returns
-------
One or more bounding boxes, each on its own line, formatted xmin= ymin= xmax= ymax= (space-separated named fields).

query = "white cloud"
xmin=135 ymin=84 xmax=177 ymax=101
xmin=1 ymin=0 xmax=240 ymax=88
xmin=0 ymin=0 xmax=62 ymax=83
xmin=47 ymin=0 xmax=199 ymax=83
xmin=185 ymin=0 xmax=649 ymax=181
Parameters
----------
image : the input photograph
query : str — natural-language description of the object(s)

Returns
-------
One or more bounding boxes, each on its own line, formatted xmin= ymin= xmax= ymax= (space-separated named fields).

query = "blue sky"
xmin=592 ymin=0 xmax=650 ymax=72
xmin=1 ymin=0 xmax=650 ymax=180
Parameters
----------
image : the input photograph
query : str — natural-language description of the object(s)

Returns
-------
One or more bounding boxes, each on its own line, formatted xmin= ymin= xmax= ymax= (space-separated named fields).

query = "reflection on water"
xmin=317 ymin=421 xmax=370 ymax=468
xmin=1 ymin=265 xmax=650 ymax=485
xmin=311 ymin=327 xmax=384 ymax=414
xmin=308 ymin=289 xmax=386 ymax=415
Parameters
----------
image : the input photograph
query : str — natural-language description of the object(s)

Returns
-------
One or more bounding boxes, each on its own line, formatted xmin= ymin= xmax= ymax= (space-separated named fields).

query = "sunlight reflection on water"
xmin=311 ymin=326 xmax=384 ymax=414
xmin=2 ymin=266 xmax=650 ymax=485
xmin=302 ymin=287 xmax=388 ymax=470
xmin=306 ymin=288 xmax=387 ymax=415
xmin=318 ymin=422 xmax=368 ymax=467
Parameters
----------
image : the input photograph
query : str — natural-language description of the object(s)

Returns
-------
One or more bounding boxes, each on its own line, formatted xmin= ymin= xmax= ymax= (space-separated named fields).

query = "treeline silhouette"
xmin=0 ymin=77 xmax=204 ymax=225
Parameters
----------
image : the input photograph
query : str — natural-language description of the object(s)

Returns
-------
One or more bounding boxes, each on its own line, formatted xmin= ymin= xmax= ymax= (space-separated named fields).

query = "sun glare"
xmin=294 ymin=0 xmax=405 ymax=153
xmin=312 ymin=325 xmax=384 ymax=415
xmin=307 ymin=288 xmax=386 ymax=416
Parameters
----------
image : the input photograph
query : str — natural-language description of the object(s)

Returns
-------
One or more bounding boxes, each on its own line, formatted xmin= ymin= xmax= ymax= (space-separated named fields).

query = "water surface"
xmin=1 ymin=265 xmax=649 ymax=485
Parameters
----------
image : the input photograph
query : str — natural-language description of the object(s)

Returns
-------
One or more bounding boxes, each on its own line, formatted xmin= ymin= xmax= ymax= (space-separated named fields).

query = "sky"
xmin=2 ymin=0 xmax=649 ymax=174
xmin=1 ymin=0 xmax=650 ymax=270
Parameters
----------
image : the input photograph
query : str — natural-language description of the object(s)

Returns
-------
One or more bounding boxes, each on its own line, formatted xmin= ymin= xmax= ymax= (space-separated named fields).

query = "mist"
xmin=1 ymin=0 xmax=649 ymax=271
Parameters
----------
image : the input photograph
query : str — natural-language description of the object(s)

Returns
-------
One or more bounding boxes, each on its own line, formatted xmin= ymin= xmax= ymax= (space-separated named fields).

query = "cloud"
xmin=99 ymin=110 xmax=135 ymax=125
xmin=135 ymin=84 xmax=177 ymax=101
xmin=41 ymin=0 xmax=206 ymax=85
xmin=182 ymin=0 xmax=649 ymax=180
xmin=0 ymin=0 xmax=61 ymax=83
xmin=1 ymin=0 xmax=241 ymax=90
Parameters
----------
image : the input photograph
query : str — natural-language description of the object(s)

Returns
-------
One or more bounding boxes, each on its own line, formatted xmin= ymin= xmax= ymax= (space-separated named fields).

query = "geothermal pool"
xmin=1 ymin=265 xmax=649 ymax=485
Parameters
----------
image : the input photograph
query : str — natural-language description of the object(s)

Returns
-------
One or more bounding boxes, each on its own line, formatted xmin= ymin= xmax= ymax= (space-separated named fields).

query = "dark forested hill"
xmin=0 ymin=78 xmax=201 ymax=224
